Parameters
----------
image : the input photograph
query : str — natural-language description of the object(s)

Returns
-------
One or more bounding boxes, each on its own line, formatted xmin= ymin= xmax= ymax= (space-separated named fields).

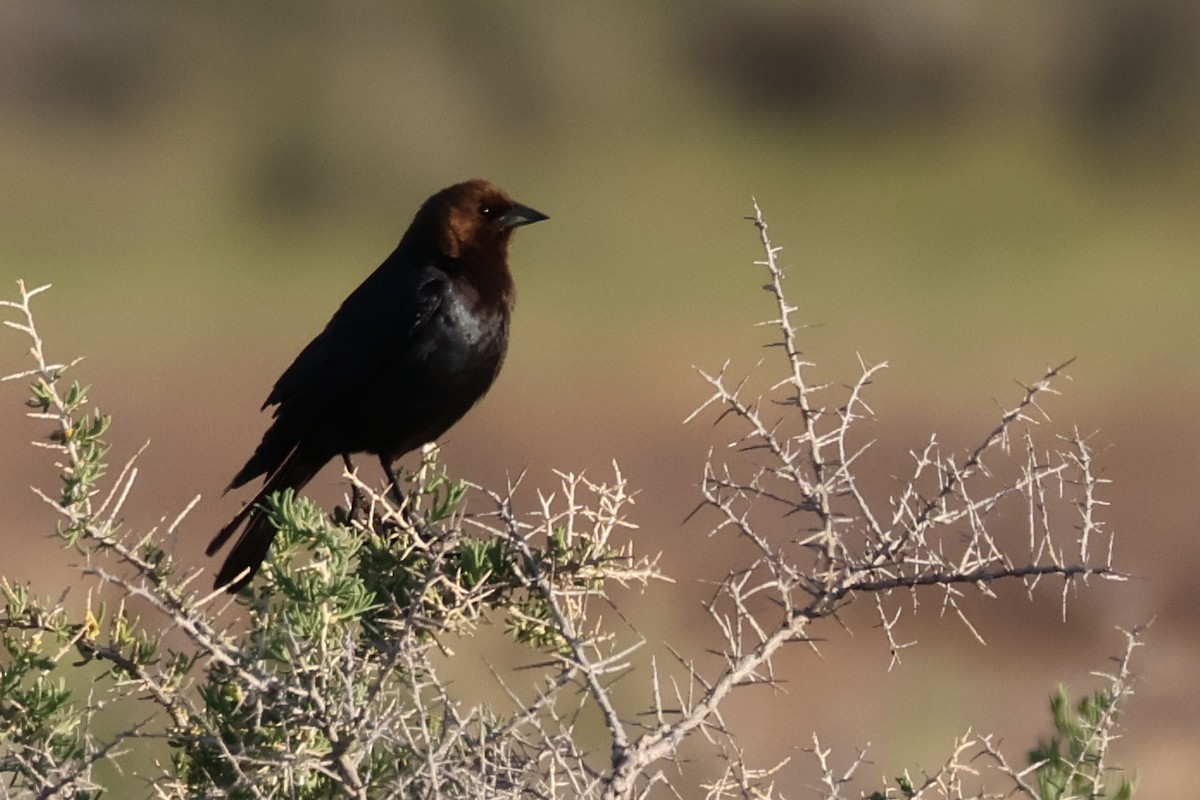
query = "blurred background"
xmin=2 ymin=1 xmax=1197 ymax=795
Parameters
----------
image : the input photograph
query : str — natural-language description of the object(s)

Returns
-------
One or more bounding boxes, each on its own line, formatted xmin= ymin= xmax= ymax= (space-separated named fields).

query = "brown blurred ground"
xmin=2 ymin=3 xmax=1198 ymax=796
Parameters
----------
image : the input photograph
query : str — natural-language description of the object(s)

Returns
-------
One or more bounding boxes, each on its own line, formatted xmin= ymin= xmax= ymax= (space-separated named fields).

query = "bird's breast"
xmin=358 ymin=293 xmax=508 ymax=460
xmin=425 ymin=291 xmax=509 ymax=374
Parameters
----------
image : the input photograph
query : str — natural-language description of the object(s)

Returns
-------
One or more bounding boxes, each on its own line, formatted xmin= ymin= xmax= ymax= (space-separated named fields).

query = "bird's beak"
xmin=500 ymin=203 xmax=549 ymax=229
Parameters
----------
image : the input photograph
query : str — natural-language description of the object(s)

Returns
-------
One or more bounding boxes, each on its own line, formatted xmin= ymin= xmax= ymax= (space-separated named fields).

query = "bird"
xmin=206 ymin=179 xmax=547 ymax=592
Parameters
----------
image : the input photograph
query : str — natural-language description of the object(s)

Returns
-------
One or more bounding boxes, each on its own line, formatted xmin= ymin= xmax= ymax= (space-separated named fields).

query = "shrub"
xmin=1 ymin=205 xmax=1139 ymax=798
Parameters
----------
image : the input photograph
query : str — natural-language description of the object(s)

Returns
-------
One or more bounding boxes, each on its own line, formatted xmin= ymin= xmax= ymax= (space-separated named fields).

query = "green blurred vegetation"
xmin=3 ymin=2 xmax=1199 ymax=399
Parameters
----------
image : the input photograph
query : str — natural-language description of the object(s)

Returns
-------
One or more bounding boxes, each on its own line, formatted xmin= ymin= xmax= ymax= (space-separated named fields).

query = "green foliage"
xmin=165 ymin=468 xmax=638 ymax=797
xmin=1029 ymin=686 xmax=1135 ymax=800
xmin=0 ymin=578 xmax=151 ymax=800
xmin=866 ymin=776 xmax=915 ymax=800
xmin=0 ymin=587 xmax=88 ymax=799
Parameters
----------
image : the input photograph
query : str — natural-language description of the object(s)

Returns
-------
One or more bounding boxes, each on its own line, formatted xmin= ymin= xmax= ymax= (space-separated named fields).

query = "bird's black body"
xmin=208 ymin=180 xmax=546 ymax=591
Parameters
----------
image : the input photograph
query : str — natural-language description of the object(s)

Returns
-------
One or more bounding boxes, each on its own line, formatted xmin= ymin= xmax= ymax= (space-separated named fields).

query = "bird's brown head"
xmin=409 ymin=179 xmax=548 ymax=261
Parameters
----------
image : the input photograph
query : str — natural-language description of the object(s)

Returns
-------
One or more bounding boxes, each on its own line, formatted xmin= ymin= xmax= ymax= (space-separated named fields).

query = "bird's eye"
xmin=479 ymin=201 xmax=507 ymax=221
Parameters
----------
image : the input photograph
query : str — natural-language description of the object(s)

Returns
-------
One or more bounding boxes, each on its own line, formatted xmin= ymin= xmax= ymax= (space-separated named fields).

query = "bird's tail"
xmin=208 ymin=447 xmax=325 ymax=592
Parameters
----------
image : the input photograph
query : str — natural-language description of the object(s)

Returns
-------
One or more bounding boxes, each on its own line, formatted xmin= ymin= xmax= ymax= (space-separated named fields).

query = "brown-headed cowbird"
xmin=207 ymin=179 xmax=547 ymax=591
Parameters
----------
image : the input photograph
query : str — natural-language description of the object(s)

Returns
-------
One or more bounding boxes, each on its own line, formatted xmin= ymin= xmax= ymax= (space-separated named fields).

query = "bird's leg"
xmin=380 ymin=456 xmax=403 ymax=504
xmin=379 ymin=456 xmax=424 ymax=534
xmin=343 ymin=453 xmax=366 ymax=523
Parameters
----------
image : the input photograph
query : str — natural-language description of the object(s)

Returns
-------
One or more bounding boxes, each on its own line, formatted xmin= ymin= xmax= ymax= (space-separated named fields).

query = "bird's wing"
xmin=263 ymin=261 xmax=447 ymax=413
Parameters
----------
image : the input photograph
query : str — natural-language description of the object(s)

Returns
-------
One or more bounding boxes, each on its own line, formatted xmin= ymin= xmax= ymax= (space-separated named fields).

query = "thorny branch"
xmin=591 ymin=203 xmax=1131 ymax=798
